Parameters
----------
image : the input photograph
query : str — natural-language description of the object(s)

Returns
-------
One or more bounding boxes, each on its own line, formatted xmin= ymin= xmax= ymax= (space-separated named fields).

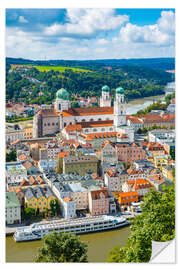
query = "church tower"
xmin=114 ymin=87 xmax=126 ymax=127
xmin=54 ymin=88 xmax=70 ymax=113
xmin=100 ymin=85 xmax=111 ymax=107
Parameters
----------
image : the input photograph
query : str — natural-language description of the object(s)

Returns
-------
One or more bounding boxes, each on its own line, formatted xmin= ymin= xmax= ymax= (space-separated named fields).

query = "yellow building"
xmin=24 ymin=186 xmax=56 ymax=212
xmin=154 ymin=155 xmax=169 ymax=171
xmin=23 ymin=126 xmax=33 ymax=140
xmin=63 ymin=155 xmax=98 ymax=176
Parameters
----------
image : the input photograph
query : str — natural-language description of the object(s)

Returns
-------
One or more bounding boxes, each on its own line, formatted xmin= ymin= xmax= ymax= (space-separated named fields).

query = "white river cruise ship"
xmin=14 ymin=215 xmax=128 ymax=242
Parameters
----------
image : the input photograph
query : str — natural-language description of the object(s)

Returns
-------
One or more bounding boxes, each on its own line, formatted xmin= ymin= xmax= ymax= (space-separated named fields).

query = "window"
xmin=52 ymin=123 xmax=54 ymax=126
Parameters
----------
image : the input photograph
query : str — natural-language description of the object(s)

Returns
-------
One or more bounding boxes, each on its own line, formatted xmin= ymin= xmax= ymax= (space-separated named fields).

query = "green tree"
xmin=6 ymin=150 xmax=17 ymax=162
xmin=170 ymin=148 xmax=175 ymax=160
xmin=50 ymin=200 xmax=56 ymax=216
xmin=107 ymin=185 xmax=175 ymax=263
xmin=24 ymin=207 xmax=35 ymax=220
xmin=35 ymin=232 xmax=88 ymax=262
xmin=71 ymin=101 xmax=80 ymax=108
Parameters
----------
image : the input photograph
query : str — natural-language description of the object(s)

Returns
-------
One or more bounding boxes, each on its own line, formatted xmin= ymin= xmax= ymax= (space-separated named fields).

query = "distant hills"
xmin=6 ymin=57 xmax=175 ymax=71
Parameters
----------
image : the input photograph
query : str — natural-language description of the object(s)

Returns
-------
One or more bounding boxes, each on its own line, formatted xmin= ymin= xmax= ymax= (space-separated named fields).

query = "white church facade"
xmin=33 ymin=85 xmax=134 ymax=142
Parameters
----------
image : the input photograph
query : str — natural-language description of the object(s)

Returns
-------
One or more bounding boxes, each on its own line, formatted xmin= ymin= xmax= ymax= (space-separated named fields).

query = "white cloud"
xmin=157 ymin=11 xmax=175 ymax=34
xmin=6 ymin=10 xmax=175 ymax=60
xmin=18 ymin=16 xmax=28 ymax=23
xmin=97 ymin=38 xmax=109 ymax=45
xmin=119 ymin=11 xmax=175 ymax=46
xmin=44 ymin=8 xmax=129 ymax=38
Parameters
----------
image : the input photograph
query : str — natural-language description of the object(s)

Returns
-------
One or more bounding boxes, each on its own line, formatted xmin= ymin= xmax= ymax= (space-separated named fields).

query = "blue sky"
xmin=6 ymin=8 xmax=175 ymax=60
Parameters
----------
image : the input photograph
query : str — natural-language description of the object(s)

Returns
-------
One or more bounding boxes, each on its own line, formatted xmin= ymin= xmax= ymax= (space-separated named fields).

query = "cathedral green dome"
xmin=102 ymin=85 xmax=110 ymax=92
xmin=116 ymin=87 xmax=124 ymax=94
xmin=56 ymin=88 xmax=69 ymax=100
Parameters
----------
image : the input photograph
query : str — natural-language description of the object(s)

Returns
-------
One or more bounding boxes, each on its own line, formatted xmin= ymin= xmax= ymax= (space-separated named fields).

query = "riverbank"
xmin=6 ymin=225 xmax=130 ymax=262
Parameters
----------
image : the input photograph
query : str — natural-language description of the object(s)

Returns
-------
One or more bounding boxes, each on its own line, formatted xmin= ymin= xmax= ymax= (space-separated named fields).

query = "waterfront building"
xmin=88 ymin=189 xmax=111 ymax=216
xmin=68 ymin=183 xmax=89 ymax=210
xmin=140 ymin=114 xmax=175 ymax=129
xmin=117 ymin=191 xmax=139 ymax=206
xmin=24 ymin=186 xmax=57 ymax=212
xmin=62 ymin=197 xmax=76 ymax=219
xmin=6 ymin=191 xmax=21 ymax=225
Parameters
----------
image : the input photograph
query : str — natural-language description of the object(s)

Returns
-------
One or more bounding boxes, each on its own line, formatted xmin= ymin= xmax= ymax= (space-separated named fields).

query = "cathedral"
xmin=33 ymin=86 xmax=134 ymax=142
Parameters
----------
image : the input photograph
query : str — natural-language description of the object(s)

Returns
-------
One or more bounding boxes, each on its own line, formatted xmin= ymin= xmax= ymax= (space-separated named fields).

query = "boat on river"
xmin=14 ymin=215 xmax=128 ymax=242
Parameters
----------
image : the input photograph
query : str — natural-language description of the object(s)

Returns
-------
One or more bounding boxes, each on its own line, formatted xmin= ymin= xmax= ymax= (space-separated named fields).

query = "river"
xmin=6 ymin=226 xmax=130 ymax=262
xmin=126 ymin=94 xmax=165 ymax=115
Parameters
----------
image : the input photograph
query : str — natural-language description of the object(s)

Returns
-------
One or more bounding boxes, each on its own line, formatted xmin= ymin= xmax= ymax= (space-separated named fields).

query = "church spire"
xmin=114 ymin=87 xmax=126 ymax=127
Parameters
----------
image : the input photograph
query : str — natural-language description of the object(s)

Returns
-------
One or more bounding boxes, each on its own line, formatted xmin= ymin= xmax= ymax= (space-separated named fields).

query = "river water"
xmin=6 ymin=226 xmax=130 ymax=262
xmin=6 ymin=94 xmax=165 ymax=263
xmin=126 ymin=94 xmax=165 ymax=115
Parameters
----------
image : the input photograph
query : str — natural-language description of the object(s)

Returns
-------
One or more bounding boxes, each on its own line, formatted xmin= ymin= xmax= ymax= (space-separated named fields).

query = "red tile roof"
xmin=91 ymin=189 xmax=109 ymax=200
xmin=62 ymin=107 xmax=114 ymax=117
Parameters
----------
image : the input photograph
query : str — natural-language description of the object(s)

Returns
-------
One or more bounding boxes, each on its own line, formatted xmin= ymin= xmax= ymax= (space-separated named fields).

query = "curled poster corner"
xmin=150 ymin=239 xmax=175 ymax=263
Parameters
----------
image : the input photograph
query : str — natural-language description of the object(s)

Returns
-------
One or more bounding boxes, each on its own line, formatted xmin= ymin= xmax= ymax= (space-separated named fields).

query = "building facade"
xmin=6 ymin=191 xmax=21 ymax=225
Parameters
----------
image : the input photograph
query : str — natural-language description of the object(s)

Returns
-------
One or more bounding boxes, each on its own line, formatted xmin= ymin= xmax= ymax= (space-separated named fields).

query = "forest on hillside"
xmin=6 ymin=57 xmax=175 ymax=105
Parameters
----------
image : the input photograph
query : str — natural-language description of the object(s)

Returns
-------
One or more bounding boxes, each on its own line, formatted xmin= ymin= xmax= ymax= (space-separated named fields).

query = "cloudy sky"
xmin=6 ymin=8 xmax=175 ymax=60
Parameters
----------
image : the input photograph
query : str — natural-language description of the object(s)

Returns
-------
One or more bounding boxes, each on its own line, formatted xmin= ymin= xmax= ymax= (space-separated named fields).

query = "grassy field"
xmin=11 ymin=64 xmax=91 ymax=73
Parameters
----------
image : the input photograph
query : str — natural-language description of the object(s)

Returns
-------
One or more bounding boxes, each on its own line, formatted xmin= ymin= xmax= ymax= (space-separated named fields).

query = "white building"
xmin=62 ymin=197 xmax=76 ymax=219
xmin=6 ymin=192 xmax=21 ymax=225
xmin=104 ymin=170 xmax=127 ymax=192
xmin=68 ymin=183 xmax=89 ymax=210
xmin=122 ymin=179 xmax=154 ymax=197
xmin=148 ymin=129 xmax=175 ymax=143
xmin=6 ymin=162 xmax=27 ymax=188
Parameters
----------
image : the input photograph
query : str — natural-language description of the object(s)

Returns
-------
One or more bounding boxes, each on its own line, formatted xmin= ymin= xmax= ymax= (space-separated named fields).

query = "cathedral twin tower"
xmin=100 ymin=85 xmax=126 ymax=127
